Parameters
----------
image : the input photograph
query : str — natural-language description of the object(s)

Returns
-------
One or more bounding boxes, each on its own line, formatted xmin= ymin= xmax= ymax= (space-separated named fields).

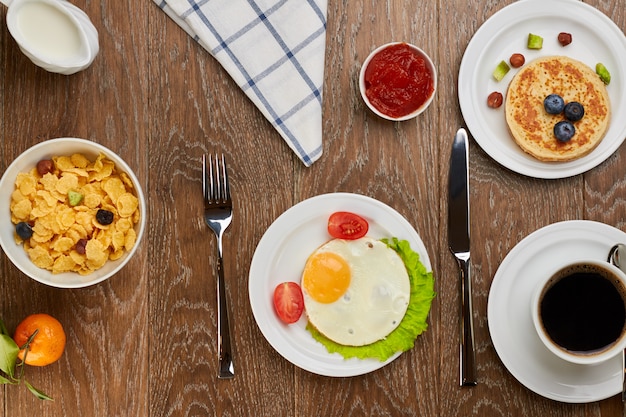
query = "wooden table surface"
xmin=1 ymin=0 xmax=625 ymax=416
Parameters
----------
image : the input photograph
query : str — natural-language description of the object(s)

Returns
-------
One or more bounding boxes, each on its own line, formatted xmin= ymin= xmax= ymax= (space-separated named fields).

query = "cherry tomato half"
xmin=327 ymin=211 xmax=369 ymax=240
xmin=273 ymin=282 xmax=304 ymax=324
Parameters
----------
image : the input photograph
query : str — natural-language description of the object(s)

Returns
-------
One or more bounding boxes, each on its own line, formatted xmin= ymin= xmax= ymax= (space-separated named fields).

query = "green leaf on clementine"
xmin=24 ymin=380 xmax=54 ymax=401
xmin=0 ymin=334 xmax=19 ymax=379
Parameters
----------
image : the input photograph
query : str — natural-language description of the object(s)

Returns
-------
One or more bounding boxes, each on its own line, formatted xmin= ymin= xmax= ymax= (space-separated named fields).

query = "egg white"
xmin=301 ymin=237 xmax=410 ymax=346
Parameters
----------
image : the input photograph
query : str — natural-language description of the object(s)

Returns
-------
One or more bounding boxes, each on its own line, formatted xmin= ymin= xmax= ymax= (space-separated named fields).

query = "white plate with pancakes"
xmin=488 ymin=220 xmax=626 ymax=402
xmin=248 ymin=193 xmax=431 ymax=377
xmin=459 ymin=0 xmax=626 ymax=179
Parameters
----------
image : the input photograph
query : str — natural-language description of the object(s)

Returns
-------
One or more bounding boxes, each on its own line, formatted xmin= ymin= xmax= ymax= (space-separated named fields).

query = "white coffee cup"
xmin=531 ymin=259 xmax=626 ymax=365
xmin=3 ymin=0 xmax=99 ymax=75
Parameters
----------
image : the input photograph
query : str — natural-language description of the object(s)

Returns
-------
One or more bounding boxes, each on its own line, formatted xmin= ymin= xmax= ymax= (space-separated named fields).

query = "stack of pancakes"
xmin=505 ymin=56 xmax=611 ymax=162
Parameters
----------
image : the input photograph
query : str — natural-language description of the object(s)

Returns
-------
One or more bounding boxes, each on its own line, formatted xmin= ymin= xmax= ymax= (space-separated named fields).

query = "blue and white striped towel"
xmin=153 ymin=0 xmax=327 ymax=166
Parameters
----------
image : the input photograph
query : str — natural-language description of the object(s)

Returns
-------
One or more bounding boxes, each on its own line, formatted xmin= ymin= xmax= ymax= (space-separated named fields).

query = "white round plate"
xmin=488 ymin=220 xmax=626 ymax=402
xmin=248 ymin=193 xmax=431 ymax=377
xmin=458 ymin=0 xmax=626 ymax=179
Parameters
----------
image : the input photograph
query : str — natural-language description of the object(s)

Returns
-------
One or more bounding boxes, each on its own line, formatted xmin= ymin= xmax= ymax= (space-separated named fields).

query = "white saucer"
xmin=488 ymin=220 xmax=626 ymax=402
xmin=459 ymin=0 xmax=626 ymax=179
xmin=248 ymin=193 xmax=431 ymax=377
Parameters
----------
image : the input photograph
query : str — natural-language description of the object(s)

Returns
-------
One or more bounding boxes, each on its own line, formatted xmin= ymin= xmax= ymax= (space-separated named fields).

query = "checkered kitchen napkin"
xmin=153 ymin=0 xmax=327 ymax=166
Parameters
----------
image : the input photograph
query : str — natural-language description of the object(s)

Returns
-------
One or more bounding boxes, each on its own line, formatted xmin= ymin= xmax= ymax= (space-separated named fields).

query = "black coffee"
xmin=540 ymin=267 xmax=626 ymax=354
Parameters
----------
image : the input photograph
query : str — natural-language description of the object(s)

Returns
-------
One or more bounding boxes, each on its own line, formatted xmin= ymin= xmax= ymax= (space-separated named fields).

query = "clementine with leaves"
xmin=13 ymin=313 xmax=66 ymax=367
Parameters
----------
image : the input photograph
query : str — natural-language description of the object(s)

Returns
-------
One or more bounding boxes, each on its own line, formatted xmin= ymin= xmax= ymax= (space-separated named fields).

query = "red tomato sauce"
xmin=363 ymin=43 xmax=435 ymax=118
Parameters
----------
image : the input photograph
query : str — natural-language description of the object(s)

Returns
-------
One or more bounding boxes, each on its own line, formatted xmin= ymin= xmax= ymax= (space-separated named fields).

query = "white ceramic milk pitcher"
xmin=2 ymin=0 xmax=99 ymax=75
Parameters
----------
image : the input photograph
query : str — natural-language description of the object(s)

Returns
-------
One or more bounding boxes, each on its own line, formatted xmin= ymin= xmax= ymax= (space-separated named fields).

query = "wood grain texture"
xmin=0 ymin=0 xmax=624 ymax=416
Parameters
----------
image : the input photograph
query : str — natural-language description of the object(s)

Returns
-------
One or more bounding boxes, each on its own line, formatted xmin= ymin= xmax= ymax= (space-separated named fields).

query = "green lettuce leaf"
xmin=307 ymin=237 xmax=435 ymax=361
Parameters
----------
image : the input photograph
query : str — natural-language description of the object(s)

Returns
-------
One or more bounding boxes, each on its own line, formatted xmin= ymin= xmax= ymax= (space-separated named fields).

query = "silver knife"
xmin=448 ymin=128 xmax=477 ymax=386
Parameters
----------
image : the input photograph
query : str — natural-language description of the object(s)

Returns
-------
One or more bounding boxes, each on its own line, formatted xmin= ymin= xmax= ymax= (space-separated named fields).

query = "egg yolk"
xmin=302 ymin=252 xmax=351 ymax=303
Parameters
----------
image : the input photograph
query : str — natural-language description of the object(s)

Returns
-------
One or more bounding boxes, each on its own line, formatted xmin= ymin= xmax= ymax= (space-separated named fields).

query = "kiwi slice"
xmin=527 ymin=33 xmax=543 ymax=49
xmin=596 ymin=63 xmax=611 ymax=85
xmin=492 ymin=60 xmax=510 ymax=82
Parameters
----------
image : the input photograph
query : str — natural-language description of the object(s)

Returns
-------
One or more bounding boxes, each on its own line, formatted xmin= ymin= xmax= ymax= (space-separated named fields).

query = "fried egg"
xmin=301 ymin=237 xmax=410 ymax=346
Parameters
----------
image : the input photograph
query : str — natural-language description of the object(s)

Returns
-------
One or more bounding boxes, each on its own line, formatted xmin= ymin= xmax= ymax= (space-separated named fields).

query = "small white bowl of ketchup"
xmin=359 ymin=42 xmax=437 ymax=121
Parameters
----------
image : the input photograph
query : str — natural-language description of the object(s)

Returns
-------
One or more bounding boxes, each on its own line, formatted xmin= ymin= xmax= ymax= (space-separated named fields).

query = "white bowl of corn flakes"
xmin=0 ymin=138 xmax=146 ymax=288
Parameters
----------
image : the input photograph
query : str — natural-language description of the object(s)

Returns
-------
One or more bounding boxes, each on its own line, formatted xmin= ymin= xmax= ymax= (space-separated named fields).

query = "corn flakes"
xmin=10 ymin=152 xmax=141 ymax=275
xmin=70 ymin=153 xmax=90 ymax=168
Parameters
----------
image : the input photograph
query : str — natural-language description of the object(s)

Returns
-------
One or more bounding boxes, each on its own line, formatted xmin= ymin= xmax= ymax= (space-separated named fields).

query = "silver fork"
xmin=202 ymin=154 xmax=234 ymax=379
